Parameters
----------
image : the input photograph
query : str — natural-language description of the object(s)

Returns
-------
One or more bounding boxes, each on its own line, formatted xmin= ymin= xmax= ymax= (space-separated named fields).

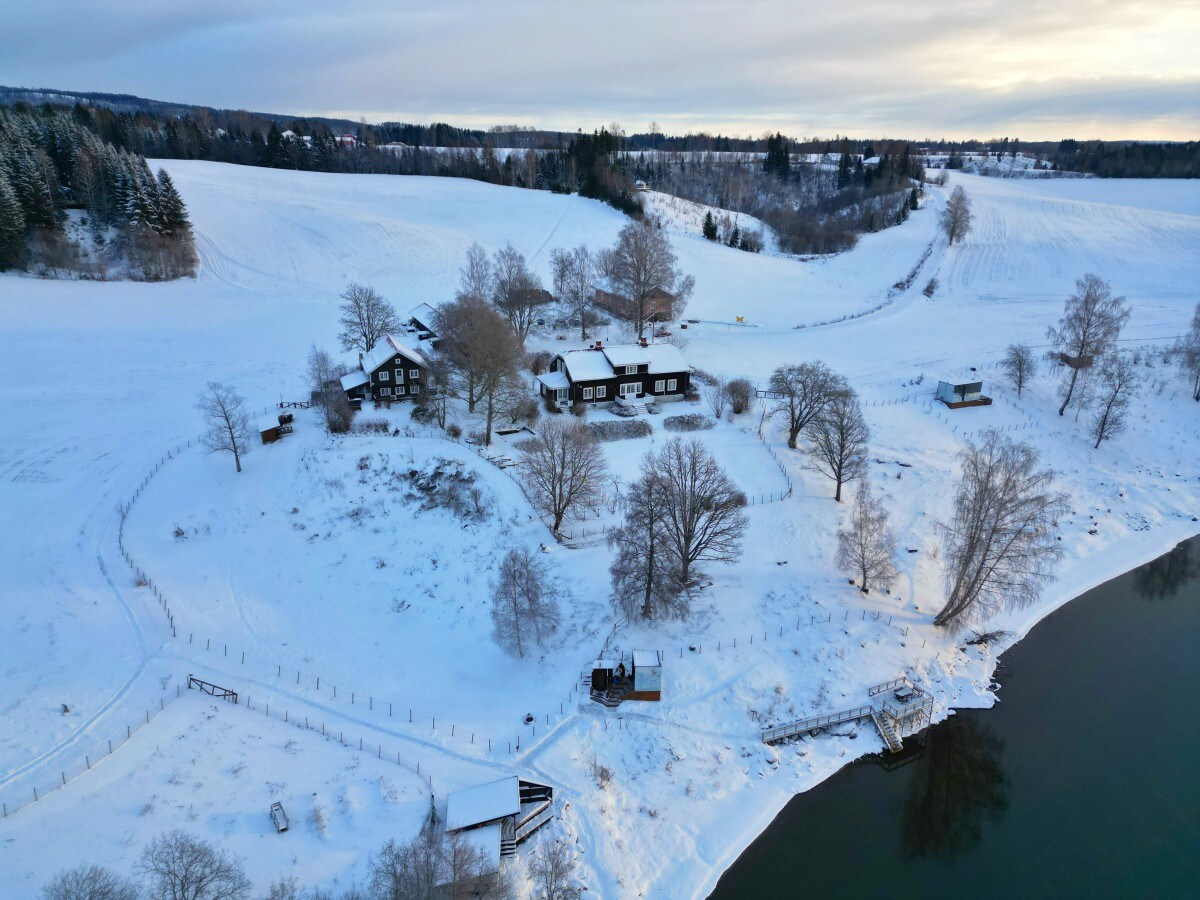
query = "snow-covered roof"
xmin=602 ymin=345 xmax=649 ymax=368
xmin=445 ymin=776 xmax=520 ymax=832
xmin=537 ymin=371 xmax=569 ymax=390
xmin=340 ymin=370 xmax=369 ymax=391
xmin=557 ymin=349 xmax=614 ymax=382
xmin=593 ymin=659 xmax=616 ymax=670
xmin=257 ymin=417 xmax=281 ymax=433
xmin=409 ymin=302 xmax=438 ymax=328
xmin=362 ymin=334 xmax=429 ymax=374
xmin=642 ymin=344 xmax=688 ymax=375
xmin=633 ymin=650 xmax=661 ymax=668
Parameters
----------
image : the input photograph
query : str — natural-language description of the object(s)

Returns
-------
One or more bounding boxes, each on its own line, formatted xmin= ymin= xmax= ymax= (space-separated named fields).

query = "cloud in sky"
xmin=2 ymin=0 xmax=1197 ymax=139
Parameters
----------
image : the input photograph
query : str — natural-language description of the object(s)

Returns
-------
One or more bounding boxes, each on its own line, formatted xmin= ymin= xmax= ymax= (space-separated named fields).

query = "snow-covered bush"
xmin=663 ymin=413 xmax=715 ymax=432
xmin=589 ymin=420 xmax=652 ymax=442
xmin=401 ymin=459 xmax=488 ymax=522
xmin=350 ymin=418 xmax=389 ymax=435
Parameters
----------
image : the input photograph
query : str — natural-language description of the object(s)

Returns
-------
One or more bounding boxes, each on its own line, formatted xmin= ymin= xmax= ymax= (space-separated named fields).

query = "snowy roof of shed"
xmin=445 ymin=776 xmax=520 ymax=832
xmin=257 ymin=417 xmax=281 ymax=433
xmin=537 ymin=371 xmax=569 ymax=390
xmin=362 ymin=334 xmax=428 ymax=373
xmin=409 ymin=303 xmax=438 ymax=327
xmin=633 ymin=650 xmax=661 ymax=668
xmin=340 ymin=370 xmax=369 ymax=391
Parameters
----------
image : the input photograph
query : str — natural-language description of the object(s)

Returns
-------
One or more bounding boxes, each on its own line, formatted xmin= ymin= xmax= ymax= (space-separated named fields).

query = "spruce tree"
xmin=156 ymin=168 xmax=190 ymax=236
xmin=702 ymin=211 xmax=718 ymax=241
xmin=0 ymin=177 xmax=26 ymax=268
xmin=727 ymin=224 xmax=740 ymax=248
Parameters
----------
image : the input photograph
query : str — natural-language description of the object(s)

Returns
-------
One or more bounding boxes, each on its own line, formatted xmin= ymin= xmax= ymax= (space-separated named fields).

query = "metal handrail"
xmin=761 ymin=705 xmax=873 ymax=743
xmin=868 ymin=676 xmax=910 ymax=697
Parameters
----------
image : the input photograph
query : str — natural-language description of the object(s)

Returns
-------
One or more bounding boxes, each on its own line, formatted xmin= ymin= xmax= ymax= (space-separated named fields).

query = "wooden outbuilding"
xmin=259 ymin=415 xmax=295 ymax=444
xmin=443 ymin=775 xmax=554 ymax=861
xmin=936 ymin=380 xmax=993 ymax=409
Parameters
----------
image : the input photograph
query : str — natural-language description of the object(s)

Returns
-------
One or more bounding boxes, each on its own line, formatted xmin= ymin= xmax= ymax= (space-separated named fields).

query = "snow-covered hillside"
xmin=1 ymin=162 xmax=1197 ymax=898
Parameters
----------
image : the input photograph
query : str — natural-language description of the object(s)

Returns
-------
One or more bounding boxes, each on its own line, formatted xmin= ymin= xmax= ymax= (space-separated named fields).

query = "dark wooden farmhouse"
xmin=406 ymin=303 xmax=439 ymax=343
xmin=340 ymin=334 xmax=429 ymax=401
xmin=593 ymin=285 xmax=678 ymax=323
xmin=536 ymin=340 xmax=690 ymax=409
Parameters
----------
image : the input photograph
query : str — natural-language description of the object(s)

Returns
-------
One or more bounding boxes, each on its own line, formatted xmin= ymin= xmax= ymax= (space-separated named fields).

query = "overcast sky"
xmin=3 ymin=1 xmax=1197 ymax=140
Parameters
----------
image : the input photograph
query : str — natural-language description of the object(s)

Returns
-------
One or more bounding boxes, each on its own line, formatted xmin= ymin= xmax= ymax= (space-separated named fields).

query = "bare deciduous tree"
xmin=724 ymin=378 xmax=755 ymax=415
xmin=491 ymin=243 xmax=550 ymax=344
xmin=550 ymin=245 xmax=598 ymax=341
xmin=807 ymin=387 xmax=869 ymax=502
xmin=458 ymin=242 xmax=492 ymax=301
xmin=836 ymin=479 xmax=898 ymax=593
xmin=337 ymin=283 xmax=400 ymax=354
xmin=519 ymin=418 xmax=607 ymax=533
xmin=936 ymin=430 xmax=1069 ymax=629
xmin=490 ymin=547 xmax=560 ymax=658
xmin=41 ymin=864 xmax=139 ymax=900
xmin=1047 ymin=274 xmax=1130 ymax=415
xmin=769 ymin=362 xmax=843 ymax=449
xmin=435 ymin=294 xmax=524 ymax=444
xmin=368 ymin=815 xmax=510 ymax=900
xmin=307 ymin=345 xmax=352 ymax=434
xmin=197 ymin=382 xmax=251 ymax=473
xmin=133 ymin=830 xmax=251 ymax=900
xmin=651 ymin=437 xmax=748 ymax=586
xmin=1172 ymin=302 xmax=1200 ymax=401
xmin=999 ymin=344 xmax=1037 ymax=397
xmin=940 ymin=185 xmax=972 ymax=244
xmin=529 ymin=841 xmax=583 ymax=900
xmin=1090 ymin=353 xmax=1138 ymax=449
xmin=609 ymin=469 xmax=683 ymax=621
xmin=604 ymin=220 xmax=695 ymax=339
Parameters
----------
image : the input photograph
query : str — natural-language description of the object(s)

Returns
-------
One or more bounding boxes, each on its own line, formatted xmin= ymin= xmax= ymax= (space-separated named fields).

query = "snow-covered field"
xmin=1 ymin=162 xmax=1197 ymax=898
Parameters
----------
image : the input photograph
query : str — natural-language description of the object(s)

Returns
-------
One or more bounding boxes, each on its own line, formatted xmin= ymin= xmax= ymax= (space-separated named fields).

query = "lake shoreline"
xmin=698 ymin=521 xmax=1200 ymax=899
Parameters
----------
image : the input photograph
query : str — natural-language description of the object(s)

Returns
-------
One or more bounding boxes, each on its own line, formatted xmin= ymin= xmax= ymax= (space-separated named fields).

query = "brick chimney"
xmin=594 ymin=340 xmax=603 ymax=350
xmin=639 ymin=337 xmax=649 ymax=348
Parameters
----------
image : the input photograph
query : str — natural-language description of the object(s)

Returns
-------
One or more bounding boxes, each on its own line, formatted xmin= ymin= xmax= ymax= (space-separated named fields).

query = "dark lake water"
xmin=711 ymin=536 xmax=1200 ymax=899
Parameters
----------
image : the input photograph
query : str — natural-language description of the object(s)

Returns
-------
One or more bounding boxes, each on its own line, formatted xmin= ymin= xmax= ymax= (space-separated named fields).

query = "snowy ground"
xmin=1 ymin=162 xmax=1198 ymax=897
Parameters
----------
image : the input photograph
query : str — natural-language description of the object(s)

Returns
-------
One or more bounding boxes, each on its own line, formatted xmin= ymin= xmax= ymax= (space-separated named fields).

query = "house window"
xmin=378 ymin=370 xmax=390 ymax=381
xmin=379 ymin=387 xmax=391 ymax=396
xmin=667 ymin=378 xmax=678 ymax=392
xmin=395 ymin=386 xmax=406 ymax=396
xmin=409 ymin=369 xmax=420 ymax=379
xmin=410 ymin=385 xmax=419 ymax=395
xmin=583 ymin=387 xmax=594 ymax=400
xmin=596 ymin=386 xmax=606 ymax=399
xmin=619 ymin=382 xmax=639 ymax=398
xmin=395 ymin=356 xmax=404 ymax=365
xmin=654 ymin=380 xmax=665 ymax=393
xmin=624 ymin=366 xmax=637 ymax=375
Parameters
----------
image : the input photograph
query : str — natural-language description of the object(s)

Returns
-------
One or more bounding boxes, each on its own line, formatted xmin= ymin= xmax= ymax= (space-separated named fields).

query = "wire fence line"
xmin=0 ymin=682 xmax=186 ymax=821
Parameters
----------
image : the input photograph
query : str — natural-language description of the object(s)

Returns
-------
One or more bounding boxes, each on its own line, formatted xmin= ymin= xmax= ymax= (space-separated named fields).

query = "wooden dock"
xmin=761 ymin=676 xmax=933 ymax=753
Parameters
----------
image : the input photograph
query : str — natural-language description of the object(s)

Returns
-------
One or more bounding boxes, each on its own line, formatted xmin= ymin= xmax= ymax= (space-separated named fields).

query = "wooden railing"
xmin=187 ymin=674 xmax=238 ymax=703
xmin=760 ymin=705 xmax=874 ymax=744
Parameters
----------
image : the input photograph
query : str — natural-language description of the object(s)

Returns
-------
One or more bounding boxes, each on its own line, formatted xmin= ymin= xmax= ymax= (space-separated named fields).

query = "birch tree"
xmin=435 ymin=294 xmax=523 ymax=443
xmin=197 ymin=382 xmax=251 ymax=473
xmin=519 ymin=418 xmax=608 ymax=533
xmin=1090 ymin=353 xmax=1138 ymax=449
xmin=836 ymin=480 xmax=898 ymax=592
xmin=134 ymin=830 xmax=251 ymax=900
xmin=807 ymin=387 xmax=869 ymax=501
xmin=337 ymin=283 xmax=400 ymax=354
xmin=550 ymin=245 xmax=598 ymax=340
xmin=1173 ymin=302 xmax=1200 ymax=401
xmin=608 ymin=469 xmax=682 ymax=621
xmin=768 ymin=361 xmax=844 ymax=449
xmin=491 ymin=243 xmax=549 ymax=344
xmin=936 ymin=430 xmax=1069 ymax=629
xmin=999 ymin=344 xmax=1037 ymax=397
xmin=940 ymin=185 xmax=972 ymax=244
xmin=490 ymin=547 xmax=560 ymax=658
xmin=1047 ymin=274 xmax=1130 ymax=415
xmin=604 ymin=220 xmax=694 ymax=339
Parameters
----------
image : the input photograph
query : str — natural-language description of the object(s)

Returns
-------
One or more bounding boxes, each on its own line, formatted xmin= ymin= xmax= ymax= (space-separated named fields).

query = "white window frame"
xmin=624 ymin=366 xmax=637 ymax=375
xmin=379 ymin=387 xmax=391 ymax=396
xmin=409 ymin=385 xmax=419 ymax=395
xmin=667 ymin=378 xmax=678 ymax=392
xmin=619 ymin=382 xmax=639 ymax=399
xmin=582 ymin=387 xmax=594 ymax=400
xmin=395 ymin=369 xmax=404 ymax=382
xmin=378 ymin=370 xmax=389 ymax=381
xmin=395 ymin=356 xmax=404 ymax=365
xmin=654 ymin=380 xmax=665 ymax=393
xmin=409 ymin=369 xmax=420 ymax=379
xmin=395 ymin=386 xmax=406 ymax=396
xmin=595 ymin=386 xmax=606 ymax=399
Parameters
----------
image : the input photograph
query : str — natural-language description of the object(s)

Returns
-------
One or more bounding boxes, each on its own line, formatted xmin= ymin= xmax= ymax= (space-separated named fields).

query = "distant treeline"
xmin=0 ymin=104 xmax=194 ymax=278
xmin=1051 ymin=140 xmax=1200 ymax=178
